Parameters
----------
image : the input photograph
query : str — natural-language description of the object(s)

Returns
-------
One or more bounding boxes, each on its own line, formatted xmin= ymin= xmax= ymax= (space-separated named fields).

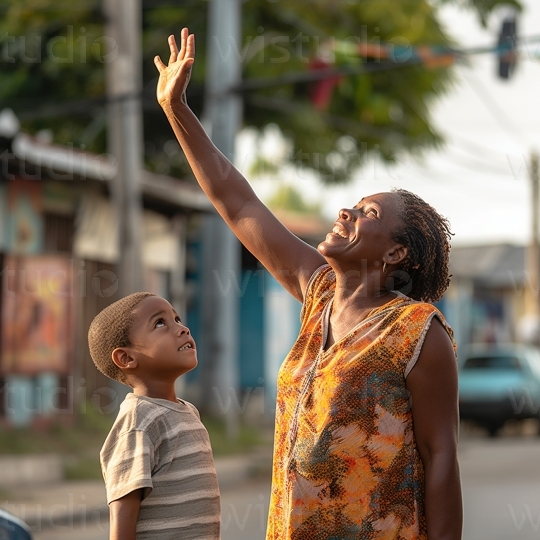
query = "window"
xmin=463 ymin=356 xmax=522 ymax=370
xmin=44 ymin=212 xmax=74 ymax=253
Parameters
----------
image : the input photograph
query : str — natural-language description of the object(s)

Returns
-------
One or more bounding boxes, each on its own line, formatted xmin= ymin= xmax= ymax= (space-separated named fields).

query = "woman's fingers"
xmin=155 ymin=30 xmax=194 ymax=89
xmin=169 ymin=29 xmax=194 ymax=64
xmin=186 ymin=33 xmax=195 ymax=60
xmin=154 ymin=55 xmax=166 ymax=73
xmin=179 ymin=27 xmax=188 ymax=61
xmin=179 ymin=28 xmax=195 ymax=62
xmin=168 ymin=35 xmax=178 ymax=64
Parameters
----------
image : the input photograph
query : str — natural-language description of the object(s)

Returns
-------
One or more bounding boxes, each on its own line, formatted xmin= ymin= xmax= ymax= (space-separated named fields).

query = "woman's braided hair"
xmin=88 ymin=292 xmax=156 ymax=384
xmin=389 ymin=189 xmax=452 ymax=302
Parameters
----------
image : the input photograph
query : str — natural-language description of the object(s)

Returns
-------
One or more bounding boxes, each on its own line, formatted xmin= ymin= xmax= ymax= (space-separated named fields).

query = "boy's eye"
xmin=155 ymin=318 xmax=165 ymax=328
xmin=175 ymin=316 xmax=182 ymax=324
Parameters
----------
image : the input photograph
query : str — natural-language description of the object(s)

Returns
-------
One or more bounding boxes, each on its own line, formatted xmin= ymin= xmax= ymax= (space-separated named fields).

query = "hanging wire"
xmin=461 ymin=68 xmax=526 ymax=146
xmin=5 ymin=34 xmax=540 ymax=120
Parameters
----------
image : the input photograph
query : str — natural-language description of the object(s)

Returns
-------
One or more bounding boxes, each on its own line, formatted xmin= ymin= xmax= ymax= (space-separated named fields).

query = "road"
xmin=33 ymin=426 xmax=540 ymax=540
xmin=459 ymin=423 xmax=540 ymax=540
xmin=32 ymin=478 xmax=271 ymax=540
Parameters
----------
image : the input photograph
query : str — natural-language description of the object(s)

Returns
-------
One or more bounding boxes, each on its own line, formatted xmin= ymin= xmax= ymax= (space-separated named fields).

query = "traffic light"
xmin=497 ymin=15 xmax=517 ymax=80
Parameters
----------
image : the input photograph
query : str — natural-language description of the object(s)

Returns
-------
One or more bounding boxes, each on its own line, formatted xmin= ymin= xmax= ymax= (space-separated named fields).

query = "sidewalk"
xmin=0 ymin=446 xmax=273 ymax=533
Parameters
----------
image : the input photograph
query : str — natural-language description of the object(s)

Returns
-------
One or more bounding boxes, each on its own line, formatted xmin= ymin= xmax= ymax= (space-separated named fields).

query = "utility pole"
xmin=199 ymin=0 xmax=242 ymax=437
xmin=523 ymin=151 xmax=540 ymax=345
xmin=103 ymin=0 xmax=144 ymax=297
xmin=171 ymin=214 xmax=188 ymax=398
xmin=104 ymin=0 xmax=145 ymax=405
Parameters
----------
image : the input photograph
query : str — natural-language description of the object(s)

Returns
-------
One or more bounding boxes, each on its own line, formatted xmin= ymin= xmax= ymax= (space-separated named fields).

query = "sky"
xmin=239 ymin=0 xmax=540 ymax=248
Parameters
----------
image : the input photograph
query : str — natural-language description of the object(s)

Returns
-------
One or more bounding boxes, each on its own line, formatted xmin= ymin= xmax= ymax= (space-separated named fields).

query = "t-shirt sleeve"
xmin=185 ymin=400 xmax=201 ymax=419
xmin=100 ymin=429 xmax=155 ymax=504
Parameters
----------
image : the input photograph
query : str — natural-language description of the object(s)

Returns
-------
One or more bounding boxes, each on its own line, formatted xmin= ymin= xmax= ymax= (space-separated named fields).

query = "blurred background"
xmin=1 ymin=0 xmax=540 ymax=539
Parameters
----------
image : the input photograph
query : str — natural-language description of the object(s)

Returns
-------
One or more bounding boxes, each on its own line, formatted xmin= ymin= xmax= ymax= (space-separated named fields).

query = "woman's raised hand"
xmin=154 ymin=28 xmax=194 ymax=109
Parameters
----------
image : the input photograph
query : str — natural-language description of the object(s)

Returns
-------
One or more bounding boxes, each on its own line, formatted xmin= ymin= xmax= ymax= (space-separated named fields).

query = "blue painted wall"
xmin=239 ymin=269 xmax=265 ymax=388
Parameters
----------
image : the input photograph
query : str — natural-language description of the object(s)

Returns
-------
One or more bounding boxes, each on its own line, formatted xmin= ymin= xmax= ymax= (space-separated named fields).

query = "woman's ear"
xmin=111 ymin=348 xmax=138 ymax=371
xmin=384 ymin=244 xmax=408 ymax=266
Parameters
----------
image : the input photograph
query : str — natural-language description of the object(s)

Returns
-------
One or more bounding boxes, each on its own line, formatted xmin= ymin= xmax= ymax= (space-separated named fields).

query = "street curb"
xmin=7 ymin=448 xmax=273 ymax=532
xmin=23 ymin=504 xmax=109 ymax=531
xmin=0 ymin=455 xmax=63 ymax=488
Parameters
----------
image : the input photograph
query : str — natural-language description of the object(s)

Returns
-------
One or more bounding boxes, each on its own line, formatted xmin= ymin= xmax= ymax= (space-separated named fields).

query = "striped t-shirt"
xmin=100 ymin=393 xmax=220 ymax=539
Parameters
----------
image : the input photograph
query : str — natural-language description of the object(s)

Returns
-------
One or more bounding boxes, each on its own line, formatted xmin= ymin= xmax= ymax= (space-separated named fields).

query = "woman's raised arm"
xmin=154 ymin=28 xmax=325 ymax=301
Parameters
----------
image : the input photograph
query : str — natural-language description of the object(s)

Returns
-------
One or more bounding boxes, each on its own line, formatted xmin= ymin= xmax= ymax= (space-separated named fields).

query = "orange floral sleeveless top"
xmin=267 ymin=265 xmax=456 ymax=540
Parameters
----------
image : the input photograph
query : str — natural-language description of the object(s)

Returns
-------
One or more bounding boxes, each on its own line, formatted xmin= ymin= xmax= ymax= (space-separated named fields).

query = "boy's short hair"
xmin=88 ymin=292 xmax=156 ymax=383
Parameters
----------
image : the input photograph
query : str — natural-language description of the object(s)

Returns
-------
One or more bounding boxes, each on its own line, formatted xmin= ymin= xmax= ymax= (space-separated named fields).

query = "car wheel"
xmin=486 ymin=424 xmax=500 ymax=437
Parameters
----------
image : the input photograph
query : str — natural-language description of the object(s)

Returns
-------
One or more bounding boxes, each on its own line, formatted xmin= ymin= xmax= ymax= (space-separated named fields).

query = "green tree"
xmin=0 ymin=0 xmax=108 ymax=149
xmin=267 ymin=184 xmax=322 ymax=215
xmin=0 ymin=0 xmax=520 ymax=182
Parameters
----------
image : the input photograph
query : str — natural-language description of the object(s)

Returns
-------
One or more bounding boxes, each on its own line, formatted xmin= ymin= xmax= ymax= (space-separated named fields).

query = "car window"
xmin=527 ymin=349 xmax=540 ymax=378
xmin=462 ymin=356 xmax=522 ymax=370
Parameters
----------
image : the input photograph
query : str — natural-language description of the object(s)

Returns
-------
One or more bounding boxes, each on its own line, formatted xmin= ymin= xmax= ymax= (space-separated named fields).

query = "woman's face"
xmin=318 ymin=191 xmax=405 ymax=269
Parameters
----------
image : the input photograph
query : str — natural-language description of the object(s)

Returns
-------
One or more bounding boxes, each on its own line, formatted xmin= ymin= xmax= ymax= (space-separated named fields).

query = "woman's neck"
xmin=333 ymin=269 xmax=393 ymax=309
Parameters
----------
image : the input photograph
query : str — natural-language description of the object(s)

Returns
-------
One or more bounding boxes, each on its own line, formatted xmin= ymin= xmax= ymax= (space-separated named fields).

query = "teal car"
xmin=458 ymin=343 xmax=540 ymax=436
xmin=0 ymin=508 xmax=33 ymax=540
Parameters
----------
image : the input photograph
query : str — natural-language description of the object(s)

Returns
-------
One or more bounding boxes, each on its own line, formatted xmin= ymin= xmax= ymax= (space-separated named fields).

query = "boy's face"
xmin=126 ymin=296 xmax=197 ymax=379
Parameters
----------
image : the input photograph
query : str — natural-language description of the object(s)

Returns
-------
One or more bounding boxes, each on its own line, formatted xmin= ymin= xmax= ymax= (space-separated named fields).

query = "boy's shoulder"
xmin=106 ymin=393 xmax=201 ymax=441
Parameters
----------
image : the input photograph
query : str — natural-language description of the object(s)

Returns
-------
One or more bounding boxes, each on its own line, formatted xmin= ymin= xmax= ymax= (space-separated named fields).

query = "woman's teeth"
xmin=332 ymin=225 xmax=347 ymax=238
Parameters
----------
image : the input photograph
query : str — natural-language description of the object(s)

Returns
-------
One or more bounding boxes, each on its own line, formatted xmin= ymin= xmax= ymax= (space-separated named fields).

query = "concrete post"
xmin=103 ymin=0 xmax=145 ymax=407
xmin=199 ymin=0 xmax=242 ymax=437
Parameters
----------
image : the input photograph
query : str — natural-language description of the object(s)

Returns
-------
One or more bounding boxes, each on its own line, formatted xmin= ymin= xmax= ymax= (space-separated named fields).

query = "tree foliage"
xmin=0 ymin=0 xmax=520 ymax=183
xmin=0 ymin=0 xmax=108 ymax=148
xmin=267 ymin=184 xmax=322 ymax=215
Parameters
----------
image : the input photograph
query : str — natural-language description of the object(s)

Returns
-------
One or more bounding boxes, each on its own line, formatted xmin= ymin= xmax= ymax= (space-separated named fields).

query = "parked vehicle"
xmin=458 ymin=343 xmax=540 ymax=436
xmin=0 ymin=508 xmax=33 ymax=540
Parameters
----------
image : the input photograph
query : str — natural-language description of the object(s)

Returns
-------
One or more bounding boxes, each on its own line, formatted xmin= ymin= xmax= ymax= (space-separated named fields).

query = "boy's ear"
xmin=111 ymin=348 xmax=138 ymax=371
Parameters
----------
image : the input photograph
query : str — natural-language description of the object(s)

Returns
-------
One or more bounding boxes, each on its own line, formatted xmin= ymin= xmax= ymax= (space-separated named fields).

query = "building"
xmin=2 ymin=113 xmax=526 ymax=426
xmin=0 ymin=109 xmax=333 ymax=427
xmin=0 ymin=109 xmax=211 ymax=426
xmin=442 ymin=243 xmax=527 ymax=358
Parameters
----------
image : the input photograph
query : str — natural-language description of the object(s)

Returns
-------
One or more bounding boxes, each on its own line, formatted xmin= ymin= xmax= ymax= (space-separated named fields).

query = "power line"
xmin=449 ymin=134 xmax=512 ymax=161
xmin=443 ymin=155 xmax=522 ymax=180
xmin=236 ymin=35 xmax=540 ymax=93
xmin=0 ymin=0 xmax=200 ymax=13
xmin=248 ymin=93 xmax=524 ymax=184
xmin=461 ymin=67 xmax=526 ymax=146
xmin=403 ymin=161 xmax=527 ymax=198
xmin=246 ymin=94 xmax=397 ymax=140
xmin=6 ymin=34 xmax=540 ymax=120
xmin=445 ymin=145 xmax=520 ymax=178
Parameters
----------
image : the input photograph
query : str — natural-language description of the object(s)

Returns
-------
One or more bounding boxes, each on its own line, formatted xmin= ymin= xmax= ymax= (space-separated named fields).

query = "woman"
xmin=155 ymin=29 xmax=462 ymax=540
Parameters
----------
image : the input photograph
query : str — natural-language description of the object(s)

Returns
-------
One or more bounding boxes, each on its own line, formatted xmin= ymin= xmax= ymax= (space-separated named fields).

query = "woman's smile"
xmin=332 ymin=222 xmax=349 ymax=238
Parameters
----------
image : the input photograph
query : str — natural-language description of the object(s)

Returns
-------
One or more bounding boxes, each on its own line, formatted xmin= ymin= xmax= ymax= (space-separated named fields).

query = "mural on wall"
xmin=1 ymin=255 xmax=72 ymax=375
xmin=6 ymin=178 xmax=44 ymax=254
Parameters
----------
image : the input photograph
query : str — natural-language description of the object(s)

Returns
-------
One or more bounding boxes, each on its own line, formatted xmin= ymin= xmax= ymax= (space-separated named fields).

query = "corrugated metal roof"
xmin=6 ymin=132 xmax=212 ymax=212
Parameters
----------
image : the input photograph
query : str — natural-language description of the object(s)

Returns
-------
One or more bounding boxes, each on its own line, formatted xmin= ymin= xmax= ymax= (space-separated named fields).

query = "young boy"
xmin=88 ymin=292 xmax=220 ymax=540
